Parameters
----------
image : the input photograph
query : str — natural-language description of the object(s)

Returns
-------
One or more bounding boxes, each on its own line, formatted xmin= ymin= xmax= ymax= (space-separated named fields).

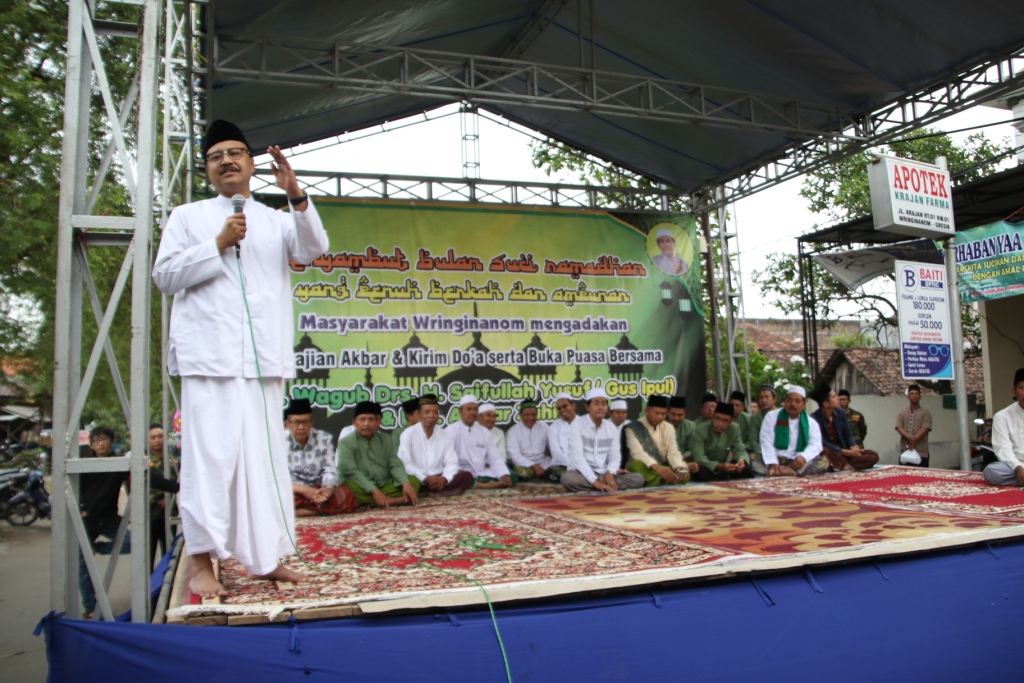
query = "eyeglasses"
xmin=90 ymin=437 xmax=112 ymax=444
xmin=205 ymin=147 xmax=250 ymax=164
xmin=287 ymin=418 xmax=313 ymax=427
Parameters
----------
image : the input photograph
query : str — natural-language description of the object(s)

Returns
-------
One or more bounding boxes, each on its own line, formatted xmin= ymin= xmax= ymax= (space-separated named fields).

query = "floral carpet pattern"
xmin=206 ymin=499 xmax=730 ymax=607
xmin=175 ymin=469 xmax=1024 ymax=616
xmin=517 ymin=484 xmax=1015 ymax=555
xmin=715 ymin=467 xmax=1024 ymax=520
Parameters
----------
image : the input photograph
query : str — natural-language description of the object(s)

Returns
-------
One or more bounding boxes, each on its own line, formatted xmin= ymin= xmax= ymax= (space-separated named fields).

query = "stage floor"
xmin=166 ymin=467 xmax=1024 ymax=624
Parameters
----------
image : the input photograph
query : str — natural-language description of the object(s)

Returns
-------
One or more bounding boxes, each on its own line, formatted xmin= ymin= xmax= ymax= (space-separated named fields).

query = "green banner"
xmin=954 ymin=221 xmax=1024 ymax=303
xmin=288 ymin=199 xmax=705 ymax=432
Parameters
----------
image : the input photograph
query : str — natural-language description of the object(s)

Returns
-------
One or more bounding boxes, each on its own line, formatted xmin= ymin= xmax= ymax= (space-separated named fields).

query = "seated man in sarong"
xmin=285 ymin=398 xmax=357 ymax=516
xmin=398 ymin=395 xmax=473 ymax=497
xmin=984 ymin=368 xmax=1024 ymax=487
xmin=690 ymin=402 xmax=752 ymax=480
xmin=753 ymin=386 xmax=828 ymax=477
xmin=695 ymin=392 xmax=718 ymax=425
xmin=624 ymin=395 xmax=692 ymax=486
xmin=809 ymin=383 xmax=879 ymax=471
xmin=448 ymin=394 xmax=515 ymax=488
xmin=507 ymin=400 xmax=562 ymax=483
xmin=338 ymin=401 xmax=419 ymax=507
xmin=561 ymin=388 xmax=645 ymax=492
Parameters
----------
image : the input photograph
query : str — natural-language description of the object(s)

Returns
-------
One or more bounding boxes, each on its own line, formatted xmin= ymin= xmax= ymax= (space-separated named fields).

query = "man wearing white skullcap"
xmin=477 ymin=403 xmax=508 ymax=463
xmin=608 ymin=399 xmax=629 ymax=470
xmin=561 ymin=387 xmax=645 ymax=492
xmin=447 ymin=394 xmax=513 ymax=488
xmin=752 ymin=385 xmax=827 ymax=477
xmin=652 ymin=228 xmax=687 ymax=276
xmin=546 ymin=391 xmax=577 ymax=469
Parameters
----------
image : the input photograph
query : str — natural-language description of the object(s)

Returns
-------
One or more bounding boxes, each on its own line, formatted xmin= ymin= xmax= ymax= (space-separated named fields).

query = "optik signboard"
xmin=895 ymin=260 xmax=953 ymax=380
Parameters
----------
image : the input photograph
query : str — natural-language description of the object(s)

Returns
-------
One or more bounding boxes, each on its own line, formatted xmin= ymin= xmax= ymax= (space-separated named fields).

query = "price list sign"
xmin=895 ymin=260 xmax=953 ymax=380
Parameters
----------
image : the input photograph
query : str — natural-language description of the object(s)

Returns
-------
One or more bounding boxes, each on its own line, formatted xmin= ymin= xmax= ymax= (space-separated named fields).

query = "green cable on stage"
xmin=236 ymin=252 xmax=514 ymax=683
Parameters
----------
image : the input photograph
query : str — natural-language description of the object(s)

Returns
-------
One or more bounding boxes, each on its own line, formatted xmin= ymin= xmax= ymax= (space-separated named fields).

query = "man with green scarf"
xmin=752 ymin=385 xmax=828 ymax=477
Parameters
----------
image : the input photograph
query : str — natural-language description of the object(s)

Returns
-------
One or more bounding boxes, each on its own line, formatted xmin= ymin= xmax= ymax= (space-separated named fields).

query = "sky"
xmin=254 ymin=102 xmax=1020 ymax=320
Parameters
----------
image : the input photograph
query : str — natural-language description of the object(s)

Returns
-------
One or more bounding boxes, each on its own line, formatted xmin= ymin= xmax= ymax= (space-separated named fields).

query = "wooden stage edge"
xmin=164 ymin=523 xmax=1024 ymax=627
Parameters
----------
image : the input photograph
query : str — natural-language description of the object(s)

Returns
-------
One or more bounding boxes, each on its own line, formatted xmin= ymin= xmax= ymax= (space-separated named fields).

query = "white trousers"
xmin=180 ymin=376 xmax=295 ymax=575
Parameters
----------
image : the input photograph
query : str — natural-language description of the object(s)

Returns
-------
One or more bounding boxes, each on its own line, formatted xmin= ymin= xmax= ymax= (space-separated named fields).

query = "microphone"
xmin=231 ymin=194 xmax=245 ymax=257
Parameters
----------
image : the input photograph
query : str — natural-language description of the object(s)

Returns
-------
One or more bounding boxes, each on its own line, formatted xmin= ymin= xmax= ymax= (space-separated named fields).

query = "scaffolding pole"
xmin=52 ymin=0 xmax=163 ymax=623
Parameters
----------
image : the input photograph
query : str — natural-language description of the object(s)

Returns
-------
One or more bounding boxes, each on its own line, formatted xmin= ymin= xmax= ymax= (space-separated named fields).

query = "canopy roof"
xmin=210 ymin=0 xmax=1024 ymax=193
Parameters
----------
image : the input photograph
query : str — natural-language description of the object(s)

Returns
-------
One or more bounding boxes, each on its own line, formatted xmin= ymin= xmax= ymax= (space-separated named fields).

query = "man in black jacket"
xmin=809 ymin=385 xmax=879 ymax=472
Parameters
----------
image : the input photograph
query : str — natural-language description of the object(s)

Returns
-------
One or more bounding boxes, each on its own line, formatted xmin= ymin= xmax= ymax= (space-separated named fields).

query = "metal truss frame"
xmin=248 ymin=168 xmax=683 ymax=214
xmin=710 ymin=43 xmax=1024 ymax=210
xmin=209 ymin=35 xmax=866 ymax=142
xmin=53 ymin=0 xmax=162 ymax=623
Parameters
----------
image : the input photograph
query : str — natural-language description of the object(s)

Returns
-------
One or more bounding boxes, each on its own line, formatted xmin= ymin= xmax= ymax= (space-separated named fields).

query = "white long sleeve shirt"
xmin=547 ymin=417 xmax=575 ymax=468
xmin=568 ymin=415 xmax=620 ymax=483
xmin=506 ymin=421 xmax=552 ymax=469
xmin=490 ymin=427 xmax=508 ymax=462
xmin=992 ymin=401 xmax=1024 ymax=469
xmin=152 ymin=194 xmax=329 ymax=378
xmin=759 ymin=408 xmax=822 ymax=466
xmin=397 ymin=423 xmax=460 ymax=483
xmin=446 ymin=421 xmax=510 ymax=479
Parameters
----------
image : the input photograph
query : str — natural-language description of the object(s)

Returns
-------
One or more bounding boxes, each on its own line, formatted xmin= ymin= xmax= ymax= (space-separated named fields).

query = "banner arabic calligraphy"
xmin=288 ymin=200 xmax=706 ymax=432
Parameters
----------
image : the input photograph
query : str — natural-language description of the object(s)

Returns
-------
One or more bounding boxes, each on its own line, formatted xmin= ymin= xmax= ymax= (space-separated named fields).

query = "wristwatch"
xmin=287 ymin=193 xmax=308 ymax=206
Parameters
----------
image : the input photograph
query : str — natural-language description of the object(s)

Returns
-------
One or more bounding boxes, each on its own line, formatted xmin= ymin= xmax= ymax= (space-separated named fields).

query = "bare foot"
xmin=250 ymin=564 xmax=306 ymax=584
xmin=189 ymin=567 xmax=227 ymax=597
xmin=295 ymin=507 xmax=318 ymax=517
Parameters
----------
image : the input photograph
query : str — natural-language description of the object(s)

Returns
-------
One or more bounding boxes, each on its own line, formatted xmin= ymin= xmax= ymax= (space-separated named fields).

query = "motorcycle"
xmin=5 ymin=469 xmax=50 ymax=526
xmin=0 ymin=468 xmax=31 ymax=515
xmin=970 ymin=418 xmax=998 ymax=472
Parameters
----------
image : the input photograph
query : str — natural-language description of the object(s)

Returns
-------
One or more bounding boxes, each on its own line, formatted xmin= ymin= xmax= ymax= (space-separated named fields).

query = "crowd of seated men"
xmin=284 ymin=374 xmax=997 ymax=515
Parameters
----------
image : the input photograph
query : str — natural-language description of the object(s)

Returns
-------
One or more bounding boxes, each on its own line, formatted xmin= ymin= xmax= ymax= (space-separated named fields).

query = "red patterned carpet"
xmin=201 ymin=499 xmax=730 ymax=610
xmin=168 ymin=469 xmax=1024 ymax=620
xmin=717 ymin=466 xmax=1024 ymax=520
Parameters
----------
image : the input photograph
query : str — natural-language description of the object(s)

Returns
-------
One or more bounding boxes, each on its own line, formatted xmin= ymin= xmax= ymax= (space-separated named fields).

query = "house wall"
xmin=811 ymin=395 xmax=969 ymax=469
xmin=979 ymin=297 xmax=1024 ymax=418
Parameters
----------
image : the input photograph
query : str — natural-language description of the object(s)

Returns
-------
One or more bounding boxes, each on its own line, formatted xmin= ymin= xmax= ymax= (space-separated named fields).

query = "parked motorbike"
xmin=5 ymin=469 xmax=50 ymax=526
xmin=0 ymin=468 xmax=31 ymax=515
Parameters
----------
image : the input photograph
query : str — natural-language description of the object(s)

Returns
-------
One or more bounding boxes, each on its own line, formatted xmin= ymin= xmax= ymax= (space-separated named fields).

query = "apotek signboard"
xmin=868 ymin=155 xmax=955 ymax=239
xmin=895 ymin=260 xmax=953 ymax=380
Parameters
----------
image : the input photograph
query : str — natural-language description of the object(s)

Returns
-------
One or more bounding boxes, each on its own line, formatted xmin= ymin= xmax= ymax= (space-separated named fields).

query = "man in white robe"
xmin=506 ymin=400 xmax=559 ymax=482
xmin=560 ymin=388 xmax=645 ymax=492
xmin=984 ymin=368 xmax=1024 ymax=487
xmin=478 ymin=403 xmax=508 ymax=462
xmin=153 ymin=120 xmax=328 ymax=596
xmin=546 ymin=392 xmax=577 ymax=468
xmin=753 ymin=386 xmax=828 ymax=477
xmin=397 ymin=396 xmax=473 ymax=496
xmin=447 ymin=395 xmax=513 ymax=488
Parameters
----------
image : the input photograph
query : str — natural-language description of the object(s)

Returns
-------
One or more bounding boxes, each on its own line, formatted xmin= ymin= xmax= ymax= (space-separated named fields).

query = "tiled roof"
xmin=819 ymin=347 xmax=985 ymax=400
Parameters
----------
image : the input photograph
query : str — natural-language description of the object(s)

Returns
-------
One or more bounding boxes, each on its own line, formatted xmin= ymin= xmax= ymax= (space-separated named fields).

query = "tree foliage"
xmin=0 ymin=2 xmax=158 ymax=435
xmin=754 ymin=130 xmax=1011 ymax=348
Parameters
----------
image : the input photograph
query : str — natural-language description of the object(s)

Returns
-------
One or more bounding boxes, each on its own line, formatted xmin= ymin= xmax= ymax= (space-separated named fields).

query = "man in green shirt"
xmin=339 ymin=401 xmax=420 ymax=508
xmin=666 ymin=396 xmax=699 ymax=473
xmin=746 ymin=385 xmax=776 ymax=459
xmin=729 ymin=390 xmax=751 ymax=449
xmin=691 ymin=402 xmax=752 ymax=481
xmin=694 ymin=392 xmax=718 ymax=425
